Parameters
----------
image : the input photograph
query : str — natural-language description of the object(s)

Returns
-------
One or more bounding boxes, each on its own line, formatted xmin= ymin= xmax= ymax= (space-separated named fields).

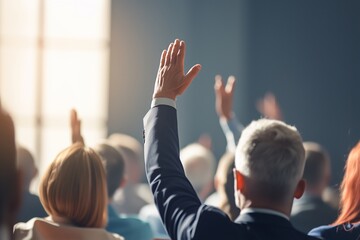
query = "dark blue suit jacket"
xmin=309 ymin=223 xmax=360 ymax=240
xmin=291 ymin=194 xmax=337 ymax=233
xmin=143 ymin=105 xmax=320 ymax=240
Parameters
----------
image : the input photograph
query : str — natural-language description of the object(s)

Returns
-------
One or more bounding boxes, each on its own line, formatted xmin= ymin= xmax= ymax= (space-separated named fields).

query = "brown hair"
xmin=333 ymin=142 xmax=360 ymax=225
xmin=39 ymin=143 xmax=108 ymax=228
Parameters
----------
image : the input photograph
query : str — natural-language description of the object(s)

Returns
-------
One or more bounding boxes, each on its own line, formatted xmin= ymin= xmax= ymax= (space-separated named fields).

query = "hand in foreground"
xmin=214 ymin=75 xmax=236 ymax=120
xmin=256 ymin=92 xmax=283 ymax=120
xmin=70 ymin=109 xmax=85 ymax=145
xmin=153 ymin=39 xmax=201 ymax=100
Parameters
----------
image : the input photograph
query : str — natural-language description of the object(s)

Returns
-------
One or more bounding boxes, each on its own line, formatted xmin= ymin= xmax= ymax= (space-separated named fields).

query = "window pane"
xmin=0 ymin=0 xmax=39 ymax=39
xmin=42 ymin=49 xmax=109 ymax=120
xmin=0 ymin=46 xmax=37 ymax=117
xmin=44 ymin=0 xmax=110 ymax=41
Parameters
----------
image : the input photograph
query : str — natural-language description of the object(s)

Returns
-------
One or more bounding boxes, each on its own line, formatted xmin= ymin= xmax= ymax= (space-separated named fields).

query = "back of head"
xmin=236 ymin=119 xmax=305 ymax=202
xmin=17 ymin=145 xmax=37 ymax=191
xmin=39 ymin=143 xmax=108 ymax=228
xmin=302 ymin=142 xmax=330 ymax=192
xmin=334 ymin=141 xmax=360 ymax=225
xmin=0 ymin=107 xmax=19 ymax=228
xmin=94 ymin=142 xmax=125 ymax=198
xmin=180 ymin=143 xmax=216 ymax=196
xmin=108 ymin=133 xmax=143 ymax=183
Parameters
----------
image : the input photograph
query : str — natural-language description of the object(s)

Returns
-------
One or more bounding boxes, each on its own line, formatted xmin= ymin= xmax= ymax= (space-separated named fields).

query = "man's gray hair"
xmin=180 ymin=143 xmax=216 ymax=194
xmin=235 ymin=119 xmax=305 ymax=195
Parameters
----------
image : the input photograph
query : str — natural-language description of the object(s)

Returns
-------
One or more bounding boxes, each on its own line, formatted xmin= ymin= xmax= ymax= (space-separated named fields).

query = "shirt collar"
xmin=240 ymin=208 xmax=289 ymax=220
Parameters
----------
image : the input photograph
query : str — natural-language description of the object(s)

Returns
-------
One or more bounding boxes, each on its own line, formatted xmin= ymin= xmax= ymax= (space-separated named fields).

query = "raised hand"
xmin=214 ymin=75 xmax=236 ymax=120
xmin=153 ymin=39 xmax=202 ymax=100
xmin=256 ymin=92 xmax=283 ymax=120
xmin=70 ymin=109 xmax=84 ymax=145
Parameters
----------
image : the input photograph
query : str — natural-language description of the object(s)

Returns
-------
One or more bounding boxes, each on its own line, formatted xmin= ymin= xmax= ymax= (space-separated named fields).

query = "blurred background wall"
xmin=109 ymin=0 xmax=360 ymax=184
xmin=0 ymin=0 xmax=359 ymax=186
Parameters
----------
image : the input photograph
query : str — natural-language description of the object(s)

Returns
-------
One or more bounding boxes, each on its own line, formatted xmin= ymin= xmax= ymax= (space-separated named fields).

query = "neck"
xmin=50 ymin=215 xmax=72 ymax=225
xmin=241 ymin=198 xmax=292 ymax=217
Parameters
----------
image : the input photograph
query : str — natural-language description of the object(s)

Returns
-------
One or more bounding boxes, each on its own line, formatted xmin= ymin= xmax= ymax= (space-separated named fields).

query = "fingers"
xmin=225 ymin=76 xmax=236 ymax=94
xmin=178 ymin=40 xmax=186 ymax=69
xmin=160 ymin=50 xmax=167 ymax=68
xmin=171 ymin=39 xmax=180 ymax=64
xmin=180 ymin=64 xmax=202 ymax=94
xmin=164 ymin=43 xmax=174 ymax=66
xmin=214 ymin=75 xmax=224 ymax=92
xmin=70 ymin=109 xmax=77 ymax=126
xmin=185 ymin=64 xmax=201 ymax=83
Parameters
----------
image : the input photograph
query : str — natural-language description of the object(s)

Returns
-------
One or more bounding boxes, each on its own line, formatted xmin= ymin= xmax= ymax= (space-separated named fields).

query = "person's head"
xmin=94 ymin=142 xmax=126 ymax=199
xmin=302 ymin=142 xmax=331 ymax=196
xmin=17 ymin=145 xmax=37 ymax=191
xmin=180 ymin=143 xmax=216 ymax=200
xmin=333 ymin=141 xmax=360 ymax=225
xmin=215 ymin=152 xmax=240 ymax=220
xmin=0 ymin=107 xmax=21 ymax=231
xmin=39 ymin=143 xmax=108 ymax=228
xmin=108 ymin=133 xmax=143 ymax=184
xmin=234 ymin=119 xmax=305 ymax=214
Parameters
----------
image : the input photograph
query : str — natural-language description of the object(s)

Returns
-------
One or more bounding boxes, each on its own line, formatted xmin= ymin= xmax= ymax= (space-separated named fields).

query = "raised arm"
xmin=70 ymin=109 xmax=85 ymax=145
xmin=144 ymin=40 xmax=231 ymax=240
xmin=256 ymin=92 xmax=283 ymax=120
xmin=214 ymin=75 xmax=243 ymax=152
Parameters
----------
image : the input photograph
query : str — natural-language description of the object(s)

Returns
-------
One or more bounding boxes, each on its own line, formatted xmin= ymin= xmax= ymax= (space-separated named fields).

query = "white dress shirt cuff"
xmin=151 ymin=98 xmax=176 ymax=109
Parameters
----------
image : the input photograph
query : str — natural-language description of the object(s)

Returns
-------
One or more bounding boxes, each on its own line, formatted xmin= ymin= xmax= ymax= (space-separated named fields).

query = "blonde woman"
xmin=13 ymin=143 xmax=123 ymax=240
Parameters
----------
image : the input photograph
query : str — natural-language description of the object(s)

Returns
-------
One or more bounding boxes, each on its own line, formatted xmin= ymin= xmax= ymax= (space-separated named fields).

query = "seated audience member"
xmin=16 ymin=145 xmax=47 ymax=222
xmin=180 ymin=143 xmax=216 ymax=201
xmin=206 ymin=152 xmax=240 ymax=220
xmin=108 ymin=133 xmax=153 ymax=215
xmin=71 ymin=110 xmax=153 ymax=240
xmin=140 ymin=142 xmax=215 ymax=238
xmin=0 ymin=107 xmax=21 ymax=239
xmin=13 ymin=143 xmax=123 ymax=240
xmin=322 ymin=186 xmax=340 ymax=210
xmin=291 ymin=142 xmax=337 ymax=233
xmin=309 ymin=142 xmax=360 ymax=239
xmin=143 ymin=39 xmax=320 ymax=239
xmin=94 ymin=143 xmax=154 ymax=240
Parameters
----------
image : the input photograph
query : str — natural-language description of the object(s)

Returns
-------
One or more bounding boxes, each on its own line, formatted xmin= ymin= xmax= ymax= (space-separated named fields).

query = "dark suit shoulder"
xmin=309 ymin=223 xmax=360 ymax=240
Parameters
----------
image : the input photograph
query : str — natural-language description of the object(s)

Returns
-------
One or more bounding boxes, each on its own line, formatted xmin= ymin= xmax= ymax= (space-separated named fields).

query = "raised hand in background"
xmin=214 ymin=75 xmax=236 ymax=120
xmin=70 ymin=109 xmax=84 ymax=145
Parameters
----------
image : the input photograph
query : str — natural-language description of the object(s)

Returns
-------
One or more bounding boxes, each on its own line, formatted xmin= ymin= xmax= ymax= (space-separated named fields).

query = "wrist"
xmin=153 ymin=92 xmax=176 ymax=100
xmin=221 ymin=112 xmax=234 ymax=121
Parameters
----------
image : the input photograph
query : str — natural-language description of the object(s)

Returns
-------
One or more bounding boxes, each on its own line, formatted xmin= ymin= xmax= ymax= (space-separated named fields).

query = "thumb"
xmin=179 ymin=64 xmax=202 ymax=94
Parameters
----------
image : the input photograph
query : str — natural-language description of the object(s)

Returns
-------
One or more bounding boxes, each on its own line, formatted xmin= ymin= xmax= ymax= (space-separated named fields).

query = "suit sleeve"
xmin=144 ymin=105 xmax=234 ymax=240
xmin=143 ymin=105 xmax=202 ymax=239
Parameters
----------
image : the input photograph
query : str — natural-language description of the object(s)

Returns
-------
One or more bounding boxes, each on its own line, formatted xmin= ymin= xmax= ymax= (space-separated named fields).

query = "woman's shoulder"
xmin=13 ymin=217 xmax=124 ymax=240
xmin=309 ymin=223 xmax=360 ymax=239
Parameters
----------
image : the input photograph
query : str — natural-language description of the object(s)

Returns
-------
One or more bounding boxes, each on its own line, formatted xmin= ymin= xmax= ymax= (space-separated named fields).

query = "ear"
xmin=233 ymin=169 xmax=245 ymax=192
xmin=294 ymin=179 xmax=306 ymax=199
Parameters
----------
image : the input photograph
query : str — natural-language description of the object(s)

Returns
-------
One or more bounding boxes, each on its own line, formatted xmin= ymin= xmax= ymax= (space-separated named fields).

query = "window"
xmin=0 ymin=0 xmax=110 ymax=180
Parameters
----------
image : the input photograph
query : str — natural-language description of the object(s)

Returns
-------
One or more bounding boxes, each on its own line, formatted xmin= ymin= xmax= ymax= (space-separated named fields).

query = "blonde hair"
xmin=39 ymin=143 xmax=108 ymax=228
xmin=180 ymin=143 xmax=215 ymax=193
